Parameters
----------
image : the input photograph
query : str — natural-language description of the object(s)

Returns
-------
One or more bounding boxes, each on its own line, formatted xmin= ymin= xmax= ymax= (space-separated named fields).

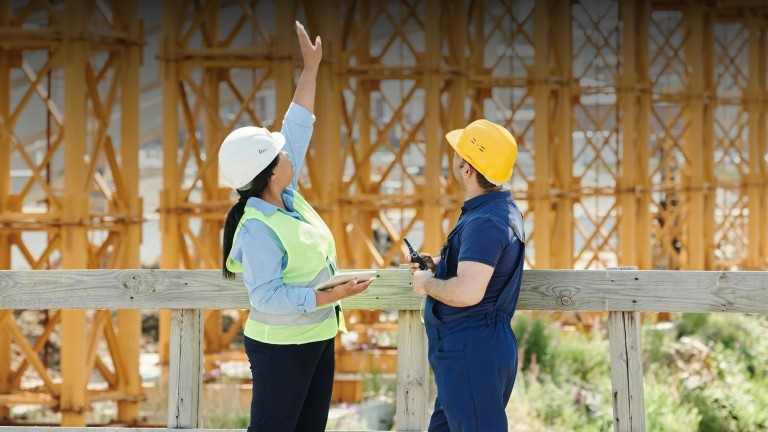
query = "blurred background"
xmin=1 ymin=0 xmax=767 ymax=430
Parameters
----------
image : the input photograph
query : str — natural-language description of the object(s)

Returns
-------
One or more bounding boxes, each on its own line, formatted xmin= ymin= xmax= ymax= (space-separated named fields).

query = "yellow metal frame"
xmin=0 ymin=0 xmax=143 ymax=426
xmin=3 ymin=0 xmax=768 ymax=424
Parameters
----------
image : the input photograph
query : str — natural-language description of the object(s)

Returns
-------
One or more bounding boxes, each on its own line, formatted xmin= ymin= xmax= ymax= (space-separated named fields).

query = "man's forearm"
xmin=424 ymin=276 xmax=475 ymax=307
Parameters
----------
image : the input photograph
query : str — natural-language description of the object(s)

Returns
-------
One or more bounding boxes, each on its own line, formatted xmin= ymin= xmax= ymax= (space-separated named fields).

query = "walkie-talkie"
xmin=403 ymin=238 xmax=427 ymax=270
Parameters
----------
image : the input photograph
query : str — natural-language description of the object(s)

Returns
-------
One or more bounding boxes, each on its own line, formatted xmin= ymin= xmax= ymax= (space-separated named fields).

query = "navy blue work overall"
xmin=423 ymin=194 xmax=525 ymax=432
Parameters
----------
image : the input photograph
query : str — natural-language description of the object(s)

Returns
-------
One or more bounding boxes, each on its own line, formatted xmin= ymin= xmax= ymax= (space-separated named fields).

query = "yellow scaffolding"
xmin=0 ymin=0 xmax=143 ymax=426
xmin=2 ymin=0 xmax=768 ymax=425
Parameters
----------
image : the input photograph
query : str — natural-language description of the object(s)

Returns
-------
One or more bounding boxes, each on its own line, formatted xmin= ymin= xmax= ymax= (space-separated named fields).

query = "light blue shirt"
xmin=228 ymin=102 xmax=321 ymax=315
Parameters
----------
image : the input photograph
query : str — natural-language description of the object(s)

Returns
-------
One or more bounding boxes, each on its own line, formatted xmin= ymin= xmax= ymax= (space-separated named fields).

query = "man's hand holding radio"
xmin=408 ymin=253 xmax=438 ymax=275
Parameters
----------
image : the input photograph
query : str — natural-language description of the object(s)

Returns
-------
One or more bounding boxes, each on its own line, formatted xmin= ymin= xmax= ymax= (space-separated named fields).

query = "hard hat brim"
xmin=445 ymin=128 xmax=464 ymax=155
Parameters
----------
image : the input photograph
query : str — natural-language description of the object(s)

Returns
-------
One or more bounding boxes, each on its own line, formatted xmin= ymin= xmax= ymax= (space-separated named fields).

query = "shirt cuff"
xmin=297 ymin=287 xmax=318 ymax=314
xmin=285 ymin=102 xmax=316 ymax=125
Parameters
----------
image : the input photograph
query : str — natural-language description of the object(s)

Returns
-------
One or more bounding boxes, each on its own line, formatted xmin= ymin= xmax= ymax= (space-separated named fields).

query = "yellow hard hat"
xmin=445 ymin=119 xmax=518 ymax=185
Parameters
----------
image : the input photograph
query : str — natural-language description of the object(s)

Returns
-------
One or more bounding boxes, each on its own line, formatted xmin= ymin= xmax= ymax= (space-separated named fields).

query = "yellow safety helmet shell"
xmin=446 ymin=119 xmax=518 ymax=185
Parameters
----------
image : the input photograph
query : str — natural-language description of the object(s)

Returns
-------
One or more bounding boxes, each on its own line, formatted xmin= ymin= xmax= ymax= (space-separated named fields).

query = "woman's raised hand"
xmin=296 ymin=21 xmax=321 ymax=71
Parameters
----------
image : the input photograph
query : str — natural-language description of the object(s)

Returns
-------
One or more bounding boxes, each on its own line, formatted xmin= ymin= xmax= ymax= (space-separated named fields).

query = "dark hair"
xmin=222 ymin=155 xmax=280 ymax=279
xmin=459 ymin=159 xmax=500 ymax=191
xmin=475 ymin=171 xmax=498 ymax=190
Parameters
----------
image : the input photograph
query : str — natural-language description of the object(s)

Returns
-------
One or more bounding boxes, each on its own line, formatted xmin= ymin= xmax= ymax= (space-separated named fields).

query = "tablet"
xmin=317 ymin=271 xmax=378 ymax=290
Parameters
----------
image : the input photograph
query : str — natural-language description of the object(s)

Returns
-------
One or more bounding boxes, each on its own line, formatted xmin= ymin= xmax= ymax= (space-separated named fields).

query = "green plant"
xmin=513 ymin=315 xmax=552 ymax=373
xmin=644 ymin=367 xmax=701 ymax=432
xmin=676 ymin=313 xmax=709 ymax=338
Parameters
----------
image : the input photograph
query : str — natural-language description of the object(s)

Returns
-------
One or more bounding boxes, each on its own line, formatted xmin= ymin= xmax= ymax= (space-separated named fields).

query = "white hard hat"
xmin=218 ymin=126 xmax=286 ymax=190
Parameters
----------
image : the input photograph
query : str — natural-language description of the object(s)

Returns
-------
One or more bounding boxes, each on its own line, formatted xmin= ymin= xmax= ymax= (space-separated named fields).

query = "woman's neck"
xmin=260 ymin=188 xmax=286 ymax=210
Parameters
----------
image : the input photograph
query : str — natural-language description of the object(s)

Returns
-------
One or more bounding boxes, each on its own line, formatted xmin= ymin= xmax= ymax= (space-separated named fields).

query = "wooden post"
xmin=167 ymin=309 xmax=203 ymax=428
xmin=607 ymin=266 xmax=645 ymax=432
xmin=395 ymin=310 xmax=429 ymax=431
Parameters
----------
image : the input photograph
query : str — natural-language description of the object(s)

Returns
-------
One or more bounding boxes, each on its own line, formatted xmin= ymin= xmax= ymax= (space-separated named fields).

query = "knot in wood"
xmin=560 ymin=296 xmax=573 ymax=306
xmin=120 ymin=271 xmax=156 ymax=295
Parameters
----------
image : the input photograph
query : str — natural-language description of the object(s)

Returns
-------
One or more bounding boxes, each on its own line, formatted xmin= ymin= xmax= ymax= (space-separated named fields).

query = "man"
xmin=410 ymin=119 xmax=524 ymax=431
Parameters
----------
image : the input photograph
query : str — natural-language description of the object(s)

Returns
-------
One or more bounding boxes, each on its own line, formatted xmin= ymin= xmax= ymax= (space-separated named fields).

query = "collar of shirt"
xmin=245 ymin=188 xmax=301 ymax=218
xmin=460 ymin=189 xmax=511 ymax=213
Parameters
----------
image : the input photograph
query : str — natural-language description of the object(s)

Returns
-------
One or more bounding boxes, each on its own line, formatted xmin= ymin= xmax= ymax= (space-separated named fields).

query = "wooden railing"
xmin=0 ymin=268 xmax=766 ymax=432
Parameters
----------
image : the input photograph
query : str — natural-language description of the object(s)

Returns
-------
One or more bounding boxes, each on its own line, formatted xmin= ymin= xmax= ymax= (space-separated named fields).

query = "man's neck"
xmin=463 ymin=185 xmax=502 ymax=203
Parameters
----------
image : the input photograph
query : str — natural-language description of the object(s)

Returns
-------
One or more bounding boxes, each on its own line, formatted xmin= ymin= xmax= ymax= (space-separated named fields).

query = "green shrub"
xmin=676 ymin=313 xmax=709 ymax=338
xmin=682 ymin=341 xmax=768 ymax=432
xmin=644 ymin=367 xmax=701 ymax=432
xmin=507 ymin=314 xmax=768 ymax=432
xmin=513 ymin=315 xmax=552 ymax=373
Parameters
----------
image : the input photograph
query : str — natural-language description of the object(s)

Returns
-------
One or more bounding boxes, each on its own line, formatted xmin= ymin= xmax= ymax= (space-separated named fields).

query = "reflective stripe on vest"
xmin=226 ymin=190 xmax=344 ymax=344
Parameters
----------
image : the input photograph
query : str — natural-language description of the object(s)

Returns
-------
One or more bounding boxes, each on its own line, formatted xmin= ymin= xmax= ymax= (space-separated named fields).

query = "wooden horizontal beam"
xmin=0 ymin=269 xmax=766 ymax=313
xmin=0 ymin=428 xmax=245 ymax=432
xmin=0 ymin=428 xmax=384 ymax=432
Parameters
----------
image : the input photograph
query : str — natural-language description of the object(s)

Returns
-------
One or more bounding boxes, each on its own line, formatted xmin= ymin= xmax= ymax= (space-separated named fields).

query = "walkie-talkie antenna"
xmin=404 ymin=238 xmax=427 ymax=270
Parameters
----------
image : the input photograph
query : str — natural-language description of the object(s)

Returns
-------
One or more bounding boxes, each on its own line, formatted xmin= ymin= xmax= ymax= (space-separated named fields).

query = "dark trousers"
xmin=244 ymin=335 xmax=335 ymax=432
xmin=426 ymin=315 xmax=518 ymax=432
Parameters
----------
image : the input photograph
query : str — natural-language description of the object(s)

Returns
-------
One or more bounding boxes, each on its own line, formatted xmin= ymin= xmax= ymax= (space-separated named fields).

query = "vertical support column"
xmin=116 ymin=1 xmax=142 ymax=422
xmin=353 ymin=1 xmax=373 ymax=269
xmin=760 ymin=20 xmax=768 ymax=269
xmin=395 ymin=310 xmax=429 ymax=431
xmin=422 ymin=0 xmax=442 ymax=253
xmin=746 ymin=16 xmax=765 ymax=270
xmin=607 ymin=266 xmax=646 ymax=431
xmin=274 ymin=1 xmax=295 ymax=128
xmin=167 ymin=309 xmax=203 ymax=428
xmin=619 ymin=0 xmax=651 ymax=270
xmin=60 ymin=0 xmax=90 ymax=425
xmin=312 ymin=1 xmax=345 ymax=264
xmin=0 ymin=0 xmax=10 ymax=265
xmin=619 ymin=0 xmax=639 ymax=268
xmin=636 ymin=0 xmax=652 ymax=271
xmin=551 ymin=0 xmax=573 ymax=269
xmin=532 ymin=0 xmax=552 ymax=268
xmin=201 ymin=6 xmax=223 ymax=358
xmin=702 ymin=10 xmax=716 ymax=271
xmin=159 ymin=0 xmax=180 ymax=365
xmin=444 ymin=0 xmax=468 ymax=227
xmin=683 ymin=4 xmax=711 ymax=270
xmin=0 ymin=1 xmax=12 ymax=420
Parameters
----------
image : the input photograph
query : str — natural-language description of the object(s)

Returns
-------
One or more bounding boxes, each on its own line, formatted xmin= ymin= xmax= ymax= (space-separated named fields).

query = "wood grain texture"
xmin=0 ymin=269 xmax=767 ymax=312
xmin=609 ymin=312 xmax=646 ymax=432
xmin=167 ymin=309 xmax=202 ymax=429
xmin=608 ymin=267 xmax=646 ymax=432
xmin=395 ymin=310 xmax=430 ymax=431
xmin=0 ymin=428 xmax=386 ymax=432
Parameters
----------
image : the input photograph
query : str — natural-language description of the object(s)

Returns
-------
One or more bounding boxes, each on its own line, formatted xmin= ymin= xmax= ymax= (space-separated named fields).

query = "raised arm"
xmin=280 ymin=21 xmax=321 ymax=190
xmin=293 ymin=21 xmax=321 ymax=113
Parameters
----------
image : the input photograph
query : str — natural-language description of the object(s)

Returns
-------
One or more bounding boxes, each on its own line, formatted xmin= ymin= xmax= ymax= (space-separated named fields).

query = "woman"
xmin=219 ymin=22 xmax=373 ymax=432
